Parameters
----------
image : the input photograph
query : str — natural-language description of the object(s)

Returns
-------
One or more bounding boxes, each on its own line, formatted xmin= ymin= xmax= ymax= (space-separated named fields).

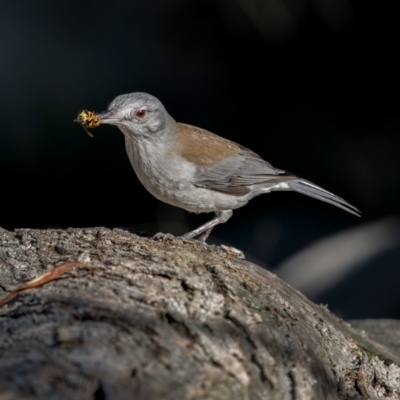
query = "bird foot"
xmin=152 ymin=232 xmax=192 ymax=242
xmin=200 ymin=243 xmax=219 ymax=252
xmin=152 ymin=232 xmax=207 ymax=246
xmin=151 ymin=232 xmax=176 ymax=241
xmin=181 ymin=234 xmax=219 ymax=251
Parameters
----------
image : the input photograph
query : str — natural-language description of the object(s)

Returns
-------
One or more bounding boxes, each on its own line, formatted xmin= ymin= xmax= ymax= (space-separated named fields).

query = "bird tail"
xmin=286 ymin=178 xmax=361 ymax=217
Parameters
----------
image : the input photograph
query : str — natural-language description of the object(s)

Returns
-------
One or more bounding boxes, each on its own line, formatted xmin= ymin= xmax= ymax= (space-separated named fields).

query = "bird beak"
xmin=95 ymin=110 xmax=122 ymax=125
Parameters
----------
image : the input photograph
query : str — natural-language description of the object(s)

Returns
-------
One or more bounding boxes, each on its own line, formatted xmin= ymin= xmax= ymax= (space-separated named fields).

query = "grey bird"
xmin=86 ymin=92 xmax=360 ymax=242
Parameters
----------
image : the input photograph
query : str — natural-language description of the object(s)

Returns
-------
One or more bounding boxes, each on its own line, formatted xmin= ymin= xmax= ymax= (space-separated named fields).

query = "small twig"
xmin=0 ymin=262 xmax=91 ymax=307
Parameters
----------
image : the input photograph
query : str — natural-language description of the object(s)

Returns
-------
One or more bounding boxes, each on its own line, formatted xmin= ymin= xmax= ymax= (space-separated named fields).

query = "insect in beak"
xmin=74 ymin=110 xmax=101 ymax=138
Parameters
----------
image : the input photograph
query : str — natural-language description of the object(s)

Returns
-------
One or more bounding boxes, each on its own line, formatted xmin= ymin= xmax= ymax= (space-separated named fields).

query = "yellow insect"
xmin=74 ymin=110 xmax=101 ymax=138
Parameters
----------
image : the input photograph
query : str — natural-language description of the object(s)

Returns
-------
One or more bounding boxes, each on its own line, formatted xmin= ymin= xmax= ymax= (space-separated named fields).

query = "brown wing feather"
xmin=169 ymin=121 xmax=290 ymax=195
xmin=171 ymin=122 xmax=241 ymax=166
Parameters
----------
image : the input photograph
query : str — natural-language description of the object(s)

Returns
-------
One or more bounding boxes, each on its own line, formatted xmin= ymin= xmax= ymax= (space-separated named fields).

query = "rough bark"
xmin=0 ymin=226 xmax=399 ymax=400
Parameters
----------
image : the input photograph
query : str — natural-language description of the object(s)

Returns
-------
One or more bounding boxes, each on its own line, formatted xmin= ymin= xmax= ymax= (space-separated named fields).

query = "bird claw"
xmin=152 ymin=232 xmax=191 ymax=242
xmin=152 ymin=232 xmax=199 ymax=244
xmin=151 ymin=232 xmax=176 ymax=241
xmin=151 ymin=232 xmax=225 ymax=253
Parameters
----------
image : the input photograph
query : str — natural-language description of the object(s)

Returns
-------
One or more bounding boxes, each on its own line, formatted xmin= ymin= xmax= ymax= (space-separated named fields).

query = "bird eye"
xmin=135 ymin=109 xmax=147 ymax=118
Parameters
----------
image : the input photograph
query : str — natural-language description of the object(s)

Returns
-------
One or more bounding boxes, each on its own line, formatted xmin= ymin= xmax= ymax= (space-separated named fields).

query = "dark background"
xmin=1 ymin=0 xmax=399 ymax=319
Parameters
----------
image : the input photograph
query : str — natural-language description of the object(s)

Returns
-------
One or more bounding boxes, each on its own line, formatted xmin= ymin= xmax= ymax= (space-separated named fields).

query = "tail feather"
xmin=287 ymin=179 xmax=361 ymax=217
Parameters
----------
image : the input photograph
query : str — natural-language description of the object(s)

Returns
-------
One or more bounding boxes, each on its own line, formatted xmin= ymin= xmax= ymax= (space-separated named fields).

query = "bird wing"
xmin=174 ymin=122 xmax=360 ymax=216
xmin=172 ymin=122 xmax=290 ymax=195
xmin=193 ymin=145 xmax=291 ymax=195
xmin=194 ymin=148 xmax=361 ymax=216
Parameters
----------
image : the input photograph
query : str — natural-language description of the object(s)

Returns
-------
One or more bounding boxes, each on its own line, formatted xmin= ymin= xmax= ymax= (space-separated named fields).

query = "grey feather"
xmin=288 ymin=179 xmax=361 ymax=216
xmin=195 ymin=147 xmax=286 ymax=189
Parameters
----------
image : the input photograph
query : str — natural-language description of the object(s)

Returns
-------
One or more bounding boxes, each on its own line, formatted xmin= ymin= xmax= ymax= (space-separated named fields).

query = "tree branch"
xmin=0 ymin=226 xmax=398 ymax=399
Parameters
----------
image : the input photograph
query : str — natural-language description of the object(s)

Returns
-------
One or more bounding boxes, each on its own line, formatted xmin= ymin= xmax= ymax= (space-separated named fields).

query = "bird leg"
xmin=183 ymin=210 xmax=233 ymax=242
xmin=197 ymin=227 xmax=214 ymax=242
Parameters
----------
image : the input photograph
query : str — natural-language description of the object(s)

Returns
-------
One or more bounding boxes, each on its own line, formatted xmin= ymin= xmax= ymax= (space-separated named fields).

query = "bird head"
xmin=95 ymin=92 xmax=169 ymax=139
